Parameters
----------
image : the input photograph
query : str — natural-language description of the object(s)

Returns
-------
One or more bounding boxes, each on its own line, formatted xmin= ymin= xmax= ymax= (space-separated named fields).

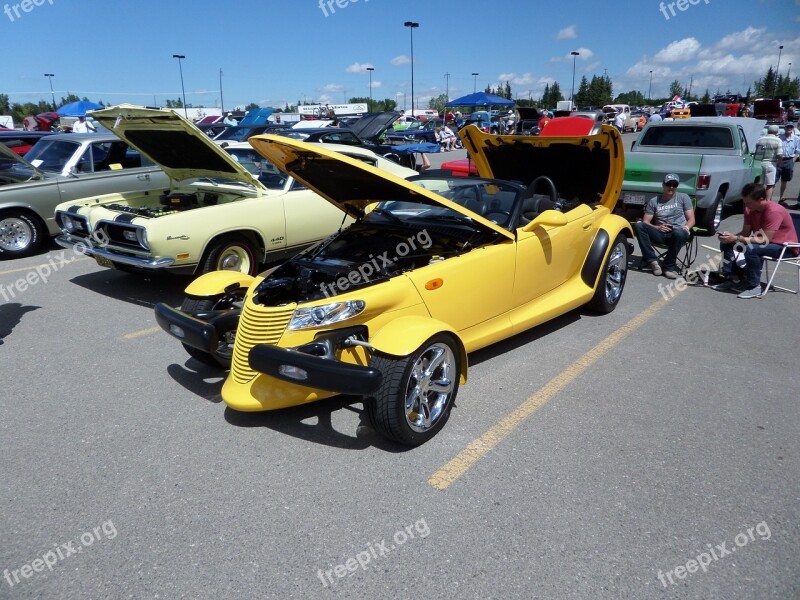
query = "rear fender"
xmin=370 ymin=316 xmax=468 ymax=384
xmin=184 ymin=271 xmax=255 ymax=297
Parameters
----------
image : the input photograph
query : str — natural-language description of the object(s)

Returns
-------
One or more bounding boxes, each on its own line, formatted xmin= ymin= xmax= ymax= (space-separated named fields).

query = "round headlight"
xmin=62 ymin=215 xmax=75 ymax=233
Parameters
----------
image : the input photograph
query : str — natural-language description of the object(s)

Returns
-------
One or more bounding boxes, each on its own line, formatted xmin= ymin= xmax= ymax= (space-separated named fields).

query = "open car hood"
xmin=347 ymin=111 xmax=400 ymax=142
xmin=458 ymin=124 xmax=625 ymax=212
xmin=248 ymin=134 xmax=513 ymax=240
xmin=89 ymin=104 xmax=263 ymax=187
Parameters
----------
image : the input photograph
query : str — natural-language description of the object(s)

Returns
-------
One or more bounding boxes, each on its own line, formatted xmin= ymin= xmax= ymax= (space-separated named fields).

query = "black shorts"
xmin=777 ymin=159 xmax=794 ymax=182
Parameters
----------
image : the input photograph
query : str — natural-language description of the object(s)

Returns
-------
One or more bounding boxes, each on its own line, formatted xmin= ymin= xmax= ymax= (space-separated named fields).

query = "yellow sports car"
xmin=155 ymin=125 xmax=632 ymax=446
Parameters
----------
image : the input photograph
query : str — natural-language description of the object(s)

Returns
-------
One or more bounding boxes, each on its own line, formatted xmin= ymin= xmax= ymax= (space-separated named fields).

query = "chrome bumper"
xmin=56 ymin=235 xmax=175 ymax=269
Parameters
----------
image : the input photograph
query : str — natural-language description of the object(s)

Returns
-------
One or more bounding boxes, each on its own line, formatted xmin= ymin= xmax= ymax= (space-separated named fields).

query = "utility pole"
xmin=444 ymin=72 xmax=450 ymax=101
xmin=219 ymin=68 xmax=224 ymax=115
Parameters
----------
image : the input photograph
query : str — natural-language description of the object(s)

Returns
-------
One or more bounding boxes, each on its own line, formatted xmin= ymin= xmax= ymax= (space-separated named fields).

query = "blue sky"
xmin=2 ymin=0 xmax=798 ymax=111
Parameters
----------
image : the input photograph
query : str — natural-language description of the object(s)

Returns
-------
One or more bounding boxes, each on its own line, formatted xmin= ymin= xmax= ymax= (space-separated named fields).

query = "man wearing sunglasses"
xmin=633 ymin=173 xmax=695 ymax=279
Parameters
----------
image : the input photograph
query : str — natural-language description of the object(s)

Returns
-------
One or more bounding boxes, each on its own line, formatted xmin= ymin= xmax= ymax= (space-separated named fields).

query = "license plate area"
xmin=95 ymin=255 xmax=116 ymax=269
xmin=622 ymin=192 xmax=646 ymax=205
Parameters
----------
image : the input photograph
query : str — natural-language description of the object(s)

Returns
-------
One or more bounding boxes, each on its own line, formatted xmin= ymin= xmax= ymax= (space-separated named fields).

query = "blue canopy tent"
xmin=56 ymin=101 xmax=104 ymax=117
xmin=445 ymin=92 xmax=514 ymax=108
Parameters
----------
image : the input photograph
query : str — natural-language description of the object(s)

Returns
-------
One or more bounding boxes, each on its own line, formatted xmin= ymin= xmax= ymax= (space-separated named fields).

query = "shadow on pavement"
xmin=0 ymin=302 xmax=40 ymax=346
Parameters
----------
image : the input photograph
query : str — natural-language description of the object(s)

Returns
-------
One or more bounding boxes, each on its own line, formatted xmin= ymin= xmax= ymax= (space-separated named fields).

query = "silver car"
xmin=0 ymin=133 xmax=168 ymax=259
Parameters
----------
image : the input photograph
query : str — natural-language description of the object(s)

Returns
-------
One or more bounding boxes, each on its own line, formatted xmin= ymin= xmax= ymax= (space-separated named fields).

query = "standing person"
xmin=648 ymin=112 xmax=662 ymax=123
xmin=613 ymin=110 xmax=625 ymax=132
xmin=72 ymin=115 xmax=96 ymax=133
xmin=714 ymin=183 xmax=799 ymax=298
xmin=787 ymin=103 xmax=797 ymax=123
xmin=633 ymin=173 xmax=695 ymax=279
xmin=777 ymin=122 xmax=800 ymax=205
xmin=755 ymin=125 xmax=784 ymax=201
xmin=223 ymin=112 xmax=237 ymax=126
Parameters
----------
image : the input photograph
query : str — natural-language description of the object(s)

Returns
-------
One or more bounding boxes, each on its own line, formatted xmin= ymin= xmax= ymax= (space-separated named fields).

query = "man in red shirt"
xmin=715 ymin=183 xmax=799 ymax=298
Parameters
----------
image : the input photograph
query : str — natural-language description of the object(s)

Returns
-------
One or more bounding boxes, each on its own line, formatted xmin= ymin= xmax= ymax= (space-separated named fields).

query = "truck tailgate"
xmin=620 ymin=153 xmax=703 ymax=206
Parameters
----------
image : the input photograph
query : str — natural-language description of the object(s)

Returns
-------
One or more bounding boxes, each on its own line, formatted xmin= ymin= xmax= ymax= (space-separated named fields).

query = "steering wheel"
xmin=526 ymin=176 xmax=559 ymax=208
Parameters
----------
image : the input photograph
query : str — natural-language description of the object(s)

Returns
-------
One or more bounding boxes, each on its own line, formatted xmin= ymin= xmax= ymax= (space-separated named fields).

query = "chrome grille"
xmin=231 ymin=301 xmax=295 ymax=384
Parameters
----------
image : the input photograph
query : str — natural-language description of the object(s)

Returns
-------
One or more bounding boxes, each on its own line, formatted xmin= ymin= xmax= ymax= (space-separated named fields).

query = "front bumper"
xmin=57 ymin=235 xmax=175 ymax=269
xmin=154 ymin=302 xmax=239 ymax=353
xmin=248 ymin=342 xmax=382 ymax=396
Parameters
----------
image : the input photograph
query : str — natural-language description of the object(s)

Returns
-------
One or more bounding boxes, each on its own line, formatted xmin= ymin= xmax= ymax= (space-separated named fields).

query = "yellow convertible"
xmin=155 ymin=125 xmax=632 ymax=446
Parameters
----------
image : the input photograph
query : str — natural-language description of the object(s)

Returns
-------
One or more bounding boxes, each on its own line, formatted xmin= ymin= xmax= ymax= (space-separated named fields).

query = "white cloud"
xmin=345 ymin=62 xmax=374 ymax=73
xmin=714 ymin=27 xmax=765 ymax=53
xmin=653 ymin=38 xmax=701 ymax=63
xmin=498 ymin=72 xmax=534 ymax=86
xmin=370 ymin=81 xmax=383 ymax=89
xmin=320 ymin=83 xmax=343 ymax=93
xmin=569 ymin=48 xmax=594 ymax=60
xmin=391 ymin=55 xmax=411 ymax=65
xmin=557 ymin=25 xmax=576 ymax=40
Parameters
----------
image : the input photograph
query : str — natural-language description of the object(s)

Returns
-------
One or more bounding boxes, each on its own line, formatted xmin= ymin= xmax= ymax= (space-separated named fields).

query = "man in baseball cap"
xmin=778 ymin=122 xmax=799 ymax=205
xmin=633 ymin=173 xmax=695 ymax=279
xmin=755 ymin=125 xmax=784 ymax=200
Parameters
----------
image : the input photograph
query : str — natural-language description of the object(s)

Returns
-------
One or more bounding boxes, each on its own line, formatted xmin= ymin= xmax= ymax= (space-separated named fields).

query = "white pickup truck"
xmin=619 ymin=117 xmax=765 ymax=233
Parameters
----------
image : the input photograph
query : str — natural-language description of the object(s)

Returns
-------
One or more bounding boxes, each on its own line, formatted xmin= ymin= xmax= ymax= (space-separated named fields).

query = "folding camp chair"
xmin=760 ymin=212 xmax=800 ymax=297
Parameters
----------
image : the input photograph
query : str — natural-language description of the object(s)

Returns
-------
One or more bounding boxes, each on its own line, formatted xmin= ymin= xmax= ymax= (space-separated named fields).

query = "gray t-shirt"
xmin=644 ymin=192 xmax=693 ymax=226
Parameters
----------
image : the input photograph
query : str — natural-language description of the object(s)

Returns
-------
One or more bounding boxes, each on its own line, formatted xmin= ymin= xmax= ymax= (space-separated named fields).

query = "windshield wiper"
xmin=368 ymin=207 xmax=404 ymax=225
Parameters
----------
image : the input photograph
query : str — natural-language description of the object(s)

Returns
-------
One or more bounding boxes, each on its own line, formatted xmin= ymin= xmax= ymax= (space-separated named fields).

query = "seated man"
xmin=633 ymin=173 xmax=695 ymax=279
xmin=715 ymin=182 xmax=799 ymax=298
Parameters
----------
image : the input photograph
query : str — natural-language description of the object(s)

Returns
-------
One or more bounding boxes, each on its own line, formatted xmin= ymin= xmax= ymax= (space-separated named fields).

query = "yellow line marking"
xmin=122 ymin=326 xmax=161 ymax=340
xmin=0 ymin=257 xmax=91 ymax=276
xmin=429 ymin=297 xmax=675 ymax=491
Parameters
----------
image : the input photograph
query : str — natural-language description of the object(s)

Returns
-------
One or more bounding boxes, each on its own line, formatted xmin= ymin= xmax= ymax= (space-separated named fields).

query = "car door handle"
xmin=582 ymin=221 xmax=594 ymax=230
xmin=137 ymin=174 xmax=150 ymax=181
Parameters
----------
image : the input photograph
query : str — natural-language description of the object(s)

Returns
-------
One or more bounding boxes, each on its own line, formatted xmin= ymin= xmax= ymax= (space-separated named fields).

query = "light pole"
xmin=44 ymin=73 xmax=56 ymax=110
xmin=788 ymin=62 xmax=792 ymax=83
xmin=774 ymin=45 xmax=784 ymax=97
xmin=471 ymin=72 xmax=479 ymax=93
xmin=172 ymin=54 xmax=188 ymax=118
xmin=570 ymin=51 xmax=579 ymax=102
xmin=404 ymin=21 xmax=419 ymax=115
xmin=648 ymin=70 xmax=653 ymax=102
xmin=366 ymin=67 xmax=375 ymax=112
xmin=219 ymin=68 xmax=224 ymax=115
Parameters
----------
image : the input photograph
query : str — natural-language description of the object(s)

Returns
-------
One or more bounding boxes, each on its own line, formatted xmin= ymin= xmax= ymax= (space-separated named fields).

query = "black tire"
xmin=587 ymin=234 xmax=628 ymax=314
xmin=200 ymin=234 xmax=259 ymax=275
xmin=0 ymin=210 xmax=44 ymax=259
xmin=179 ymin=295 xmax=240 ymax=368
xmin=697 ymin=193 xmax=723 ymax=234
xmin=367 ymin=334 xmax=461 ymax=446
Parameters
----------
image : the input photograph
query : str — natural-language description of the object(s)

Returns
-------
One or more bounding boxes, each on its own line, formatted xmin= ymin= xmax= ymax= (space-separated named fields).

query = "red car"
xmin=0 ymin=130 xmax=53 ymax=155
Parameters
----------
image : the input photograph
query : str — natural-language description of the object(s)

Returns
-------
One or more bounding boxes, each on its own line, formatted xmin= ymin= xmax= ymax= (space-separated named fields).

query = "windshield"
xmin=24 ymin=139 xmax=80 ymax=172
xmin=225 ymin=147 xmax=289 ymax=189
xmin=370 ymin=177 xmax=522 ymax=229
xmin=0 ymin=155 xmax=42 ymax=185
xmin=214 ymin=127 xmax=257 ymax=142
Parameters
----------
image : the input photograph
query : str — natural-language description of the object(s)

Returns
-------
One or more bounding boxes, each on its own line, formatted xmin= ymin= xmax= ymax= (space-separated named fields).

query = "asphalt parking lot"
xmin=1 ymin=134 xmax=798 ymax=599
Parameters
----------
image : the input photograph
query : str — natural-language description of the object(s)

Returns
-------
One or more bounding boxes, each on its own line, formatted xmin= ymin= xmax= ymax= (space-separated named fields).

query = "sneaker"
xmin=713 ymin=279 xmax=742 ymax=291
xmin=737 ymin=285 xmax=763 ymax=299
xmin=648 ymin=261 xmax=662 ymax=276
xmin=663 ymin=270 xmax=679 ymax=279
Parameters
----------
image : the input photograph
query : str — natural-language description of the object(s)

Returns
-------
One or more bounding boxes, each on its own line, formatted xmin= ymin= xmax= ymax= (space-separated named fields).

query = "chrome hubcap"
xmin=0 ymin=217 xmax=32 ymax=252
xmin=219 ymin=246 xmax=250 ymax=272
xmin=713 ymin=202 xmax=723 ymax=230
xmin=404 ymin=342 xmax=456 ymax=432
xmin=604 ymin=242 xmax=627 ymax=304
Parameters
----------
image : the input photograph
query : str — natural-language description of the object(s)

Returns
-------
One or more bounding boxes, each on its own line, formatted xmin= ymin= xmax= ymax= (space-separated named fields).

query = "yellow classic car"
xmin=54 ymin=105 xmax=416 ymax=275
xmin=154 ymin=125 xmax=632 ymax=446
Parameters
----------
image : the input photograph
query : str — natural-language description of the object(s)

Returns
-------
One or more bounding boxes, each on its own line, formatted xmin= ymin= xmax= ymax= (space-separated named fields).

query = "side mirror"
xmin=523 ymin=209 xmax=568 ymax=232
xmin=630 ymin=140 xmax=636 ymax=151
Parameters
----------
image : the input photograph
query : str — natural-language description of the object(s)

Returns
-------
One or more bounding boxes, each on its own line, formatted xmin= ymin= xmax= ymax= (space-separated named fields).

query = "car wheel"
xmin=201 ymin=234 xmax=258 ymax=275
xmin=179 ymin=294 xmax=241 ymax=368
xmin=0 ymin=210 xmax=44 ymax=258
xmin=367 ymin=334 xmax=460 ymax=446
xmin=697 ymin=193 xmax=723 ymax=235
xmin=587 ymin=234 xmax=628 ymax=314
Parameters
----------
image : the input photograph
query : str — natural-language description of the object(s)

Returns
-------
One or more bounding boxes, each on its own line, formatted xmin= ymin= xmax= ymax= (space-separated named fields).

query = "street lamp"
xmin=570 ymin=51 xmax=579 ymax=102
xmin=404 ymin=21 xmax=419 ymax=116
xmin=172 ymin=54 xmax=188 ymax=118
xmin=366 ymin=67 xmax=375 ymax=112
xmin=788 ymin=62 xmax=792 ymax=83
xmin=44 ymin=73 xmax=56 ymax=110
xmin=774 ymin=45 xmax=784 ymax=97
xmin=471 ymin=72 xmax=479 ymax=93
xmin=219 ymin=68 xmax=224 ymax=115
xmin=648 ymin=70 xmax=653 ymax=102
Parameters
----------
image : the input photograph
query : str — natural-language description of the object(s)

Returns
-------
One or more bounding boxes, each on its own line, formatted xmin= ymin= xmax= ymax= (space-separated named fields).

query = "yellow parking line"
xmin=0 ymin=257 xmax=91 ymax=276
xmin=122 ymin=326 xmax=162 ymax=340
xmin=429 ymin=296 xmax=675 ymax=491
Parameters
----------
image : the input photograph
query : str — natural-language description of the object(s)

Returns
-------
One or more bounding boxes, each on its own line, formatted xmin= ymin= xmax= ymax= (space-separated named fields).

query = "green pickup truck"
xmin=619 ymin=117 xmax=766 ymax=233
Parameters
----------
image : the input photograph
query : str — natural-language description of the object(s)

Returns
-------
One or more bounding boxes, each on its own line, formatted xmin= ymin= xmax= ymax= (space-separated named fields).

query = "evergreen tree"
xmin=669 ymin=80 xmax=683 ymax=98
